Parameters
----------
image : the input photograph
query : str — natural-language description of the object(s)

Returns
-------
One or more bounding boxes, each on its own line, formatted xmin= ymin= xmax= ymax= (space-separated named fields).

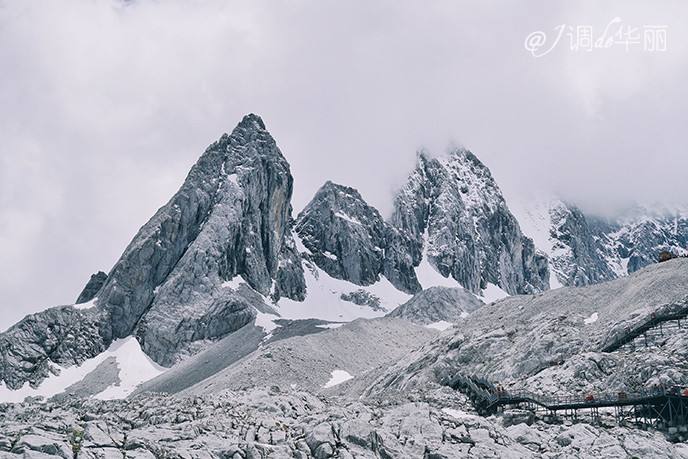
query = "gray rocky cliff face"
xmin=295 ymin=181 xmax=420 ymax=293
xmin=613 ymin=210 xmax=688 ymax=273
xmin=0 ymin=114 xmax=309 ymax=385
xmin=0 ymin=307 xmax=108 ymax=390
xmin=97 ymin=115 xmax=304 ymax=341
xmin=534 ymin=201 xmax=688 ymax=287
xmin=547 ymin=203 xmax=618 ymax=286
xmin=75 ymin=271 xmax=108 ymax=304
xmin=391 ymin=150 xmax=549 ymax=295
xmin=105 ymin=114 xmax=306 ymax=365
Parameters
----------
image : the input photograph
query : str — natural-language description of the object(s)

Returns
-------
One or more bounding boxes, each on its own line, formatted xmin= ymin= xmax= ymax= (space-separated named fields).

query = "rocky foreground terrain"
xmin=2 ymin=386 xmax=688 ymax=459
xmin=1 ymin=260 xmax=688 ymax=458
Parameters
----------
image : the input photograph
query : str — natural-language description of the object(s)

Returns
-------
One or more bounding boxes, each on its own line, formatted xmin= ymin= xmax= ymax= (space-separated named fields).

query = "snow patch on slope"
xmin=415 ymin=256 xmax=459 ymax=290
xmin=254 ymin=310 xmax=280 ymax=335
xmin=73 ymin=298 xmax=97 ymax=310
xmin=221 ymin=276 xmax=246 ymax=289
xmin=508 ymin=197 xmax=556 ymax=255
xmin=0 ymin=337 xmax=164 ymax=403
xmin=276 ymin=262 xmax=411 ymax=322
xmin=94 ymin=338 xmax=167 ymax=400
xmin=584 ymin=312 xmax=599 ymax=325
xmin=334 ymin=211 xmax=361 ymax=225
xmin=507 ymin=195 xmax=564 ymax=289
xmin=425 ymin=321 xmax=454 ymax=331
xmin=480 ymin=283 xmax=510 ymax=303
xmin=323 ymin=369 xmax=353 ymax=388
xmin=416 ymin=229 xmax=459 ymax=290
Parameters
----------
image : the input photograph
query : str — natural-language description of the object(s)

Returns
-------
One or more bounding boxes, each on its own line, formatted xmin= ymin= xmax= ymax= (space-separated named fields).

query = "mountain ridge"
xmin=2 ymin=114 xmax=687 ymax=398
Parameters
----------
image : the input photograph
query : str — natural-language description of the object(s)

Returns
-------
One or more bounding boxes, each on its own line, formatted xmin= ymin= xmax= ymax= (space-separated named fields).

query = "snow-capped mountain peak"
xmin=390 ymin=148 xmax=550 ymax=296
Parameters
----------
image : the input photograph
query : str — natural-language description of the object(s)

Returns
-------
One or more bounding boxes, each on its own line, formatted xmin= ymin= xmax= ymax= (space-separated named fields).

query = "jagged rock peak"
xmin=391 ymin=147 xmax=549 ymax=295
xmin=236 ymin=112 xmax=266 ymax=130
xmin=548 ymin=202 xmax=618 ymax=287
xmin=296 ymin=181 xmax=420 ymax=293
xmin=96 ymin=113 xmax=301 ymax=339
xmin=121 ymin=113 xmax=306 ymax=364
xmin=0 ymin=114 xmax=308 ymax=382
xmin=513 ymin=197 xmax=688 ymax=288
xmin=319 ymin=180 xmax=361 ymax=197
xmin=75 ymin=271 xmax=108 ymax=304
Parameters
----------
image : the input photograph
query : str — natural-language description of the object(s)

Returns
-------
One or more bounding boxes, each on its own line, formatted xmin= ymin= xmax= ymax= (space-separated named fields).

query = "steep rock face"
xmin=387 ymin=286 xmax=484 ymax=325
xmin=515 ymin=199 xmax=688 ymax=287
xmin=75 ymin=271 xmax=108 ymax=304
xmin=97 ymin=115 xmax=304 ymax=340
xmin=390 ymin=150 xmax=549 ymax=295
xmin=0 ymin=307 xmax=107 ymax=390
xmin=548 ymin=203 xmax=618 ymax=286
xmin=110 ymin=114 xmax=306 ymax=365
xmin=295 ymin=181 xmax=420 ymax=293
xmin=0 ymin=114 xmax=309 ymax=384
xmin=611 ymin=209 xmax=688 ymax=273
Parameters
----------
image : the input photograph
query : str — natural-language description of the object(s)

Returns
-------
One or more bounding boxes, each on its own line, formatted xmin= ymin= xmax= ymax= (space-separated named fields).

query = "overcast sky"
xmin=1 ymin=1 xmax=687 ymax=328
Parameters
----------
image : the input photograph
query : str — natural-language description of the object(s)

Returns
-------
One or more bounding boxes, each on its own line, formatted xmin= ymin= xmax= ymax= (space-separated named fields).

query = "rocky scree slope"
xmin=364 ymin=258 xmax=688 ymax=399
xmin=0 ymin=114 xmax=308 ymax=390
xmin=387 ymin=286 xmax=484 ymax=326
xmin=179 ymin=317 xmax=437 ymax=396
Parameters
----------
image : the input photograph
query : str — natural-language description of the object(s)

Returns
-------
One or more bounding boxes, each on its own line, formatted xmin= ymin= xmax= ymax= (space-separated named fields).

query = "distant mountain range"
xmin=2 ymin=114 xmax=687 ymax=397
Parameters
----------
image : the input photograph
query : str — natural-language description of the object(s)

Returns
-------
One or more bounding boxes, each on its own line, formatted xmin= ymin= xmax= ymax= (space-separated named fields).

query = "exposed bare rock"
xmin=0 ymin=114 xmax=309 ymax=387
xmin=1 ymin=388 xmax=686 ymax=459
xmin=75 ymin=271 xmax=108 ymax=304
xmin=391 ymin=150 xmax=549 ymax=296
xmin=296 ymin=181 xmax=420 ymax=293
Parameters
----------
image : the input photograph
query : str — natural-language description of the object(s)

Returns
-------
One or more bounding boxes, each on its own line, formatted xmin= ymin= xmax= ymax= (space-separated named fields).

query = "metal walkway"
xmin=599 ymin=302 xmax=688 ymax=353
xmin=442 ymin=301 xmax=688 ymax=437
xmin=443 ymin=373 xmax=688 ymax=435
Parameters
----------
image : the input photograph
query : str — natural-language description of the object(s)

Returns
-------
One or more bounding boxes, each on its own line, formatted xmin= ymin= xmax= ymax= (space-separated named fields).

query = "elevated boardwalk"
xmin=443 ymin=301 xmax=688 ymax=437
xmin=444 ymin=373 xmax=688 ymax=436
xmin=600 ymin=302 xmax=688 ymax=353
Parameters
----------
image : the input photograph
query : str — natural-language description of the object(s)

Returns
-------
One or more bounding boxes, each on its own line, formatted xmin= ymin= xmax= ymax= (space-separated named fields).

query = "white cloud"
xmin=0 ymin=0 xmax=687 ymax=326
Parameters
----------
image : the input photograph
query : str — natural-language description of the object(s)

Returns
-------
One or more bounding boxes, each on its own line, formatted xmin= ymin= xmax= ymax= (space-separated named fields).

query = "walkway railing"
xmin=600 ymin=301 xmax=688 ymax=353
xmin=442 ymin=372 xmax=688 ymax=433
